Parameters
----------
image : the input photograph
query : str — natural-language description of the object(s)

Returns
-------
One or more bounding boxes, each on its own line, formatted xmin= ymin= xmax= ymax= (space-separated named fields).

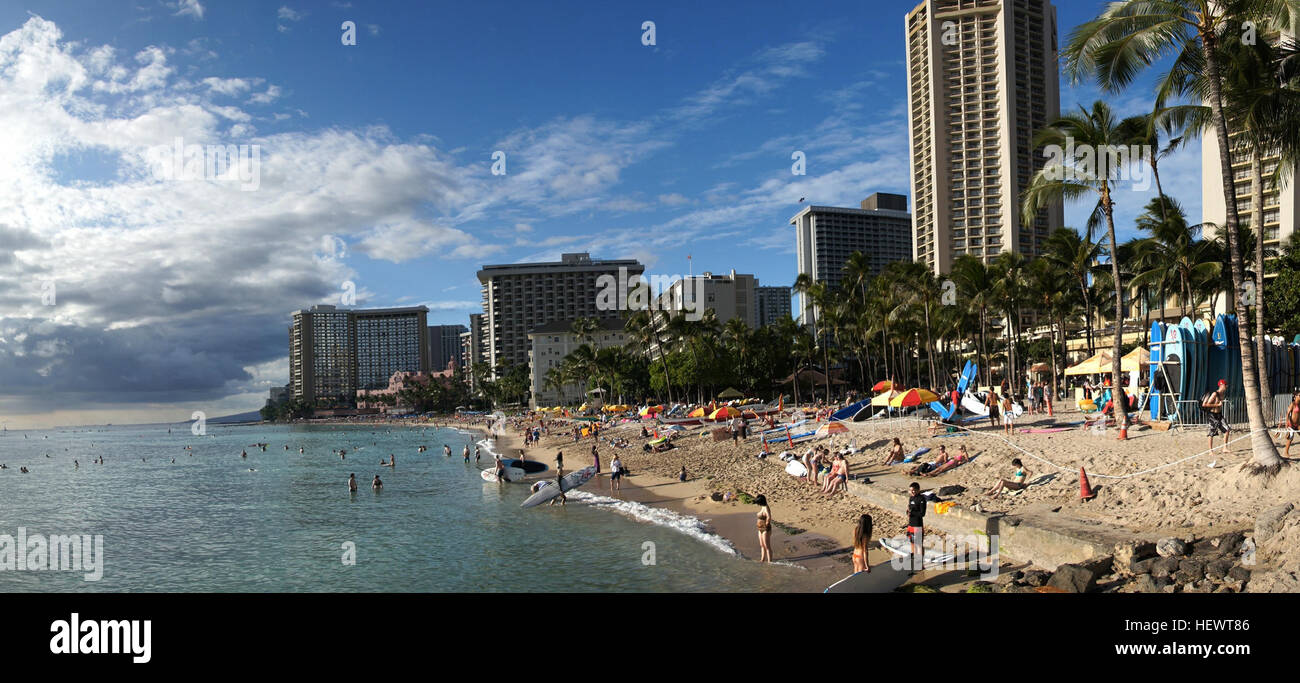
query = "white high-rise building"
xmin=906 ymin=0 xmax=1063 ymax=274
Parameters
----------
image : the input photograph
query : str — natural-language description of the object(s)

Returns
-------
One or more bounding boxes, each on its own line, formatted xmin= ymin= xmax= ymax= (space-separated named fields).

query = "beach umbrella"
xmin=688 ymin=406 xmax=706 ymax=418
xmin=871 ymin=380 xmax=896 ymax=392
xmin=889 ymin=388 xmax=940 ymax=408
xmin=708 ymin=406 xmax=742 ymax=420
xmin=815 ymin=422 xmax=849 ymax=437
xmin=870 ymin=390 xmax=897 ymax=407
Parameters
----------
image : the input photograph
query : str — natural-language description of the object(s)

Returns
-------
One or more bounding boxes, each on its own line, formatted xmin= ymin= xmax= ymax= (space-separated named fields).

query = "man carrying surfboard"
xmin=1202 ymin=380 xmax=1231 ymax=456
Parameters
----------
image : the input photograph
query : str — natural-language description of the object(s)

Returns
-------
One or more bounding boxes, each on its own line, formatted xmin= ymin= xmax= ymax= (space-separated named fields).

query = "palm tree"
xmin=1043 ymin=228 xmax=1104 ymax=356
xmin=1023 ymin=101 xmax=1139 ymax=434
xmin=1063 ymin=0 xmax=1293 ymax=464
xmin=625 ymin=311 xmax=673 ymax=404
xmin=949 ymin=255 xmax=996 ymax=386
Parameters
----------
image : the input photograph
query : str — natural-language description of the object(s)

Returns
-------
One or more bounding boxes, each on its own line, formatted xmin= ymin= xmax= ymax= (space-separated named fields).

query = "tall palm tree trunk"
xmin=1203 ymin=31 xmax=1282 ymax=467
xmin=1252 ymin=151 xmax=1268 ymax=396
xmin=1101 ymin=190 xmax=1129 ymax=433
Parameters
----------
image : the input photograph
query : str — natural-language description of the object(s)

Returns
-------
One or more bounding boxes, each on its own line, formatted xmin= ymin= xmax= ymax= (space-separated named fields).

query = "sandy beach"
xmin=414 ymin=402 xmax=1300 ymax=593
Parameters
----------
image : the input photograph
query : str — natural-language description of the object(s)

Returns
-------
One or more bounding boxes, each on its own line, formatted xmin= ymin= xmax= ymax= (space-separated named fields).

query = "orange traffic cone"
xmin=1079 ymin=467 xmax=1096 ymax=500
xmin=762 ymin=437 xmax=770 ymax=454
xmin=1047 ymin=399 xmax=1053 ymax=417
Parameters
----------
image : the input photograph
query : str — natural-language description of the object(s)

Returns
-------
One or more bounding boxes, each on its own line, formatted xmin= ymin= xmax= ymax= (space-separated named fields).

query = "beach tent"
xmin=889 ymin=388 xmax=940 ymax=408
xmin=1065 ymin=348 xmax=1148 ymax=376
xmin=717 ymin=387 xmax=745 ymax=400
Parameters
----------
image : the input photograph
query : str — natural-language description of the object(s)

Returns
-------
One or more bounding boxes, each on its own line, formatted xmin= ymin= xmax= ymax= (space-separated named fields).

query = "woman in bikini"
xmin=984 ymin=458 xmax=1030 ymax=496
xmin=755 ymin=494 xmax=773 ymax=563
xmin=852 ymin=513 xmax=873 ymax=573
xmin=821 ymin=453 xmax=848 ymax=495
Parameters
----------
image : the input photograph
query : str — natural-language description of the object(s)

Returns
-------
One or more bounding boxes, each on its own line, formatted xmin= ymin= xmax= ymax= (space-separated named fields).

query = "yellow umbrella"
xmin=889 ymin=388 xmax=940 ymax=408
xmin=870 ymin=390 xmax=897 ymax=407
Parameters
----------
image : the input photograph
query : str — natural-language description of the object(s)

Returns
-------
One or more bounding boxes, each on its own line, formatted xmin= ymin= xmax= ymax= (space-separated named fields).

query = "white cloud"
xmin=278 ymin=7 xmax=305 ymax=21
xmin=169 ymin=0 xmax=205 ymax=21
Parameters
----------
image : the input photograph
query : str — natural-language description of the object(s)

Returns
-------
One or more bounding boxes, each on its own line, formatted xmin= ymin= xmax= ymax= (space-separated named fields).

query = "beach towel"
xmin=933 ymin=432 xmax=969 ymax=438
xmin=934 ymin=501 xmax=956 ymax=515
xmin=900 ymin=446 xmax=930 ymax=463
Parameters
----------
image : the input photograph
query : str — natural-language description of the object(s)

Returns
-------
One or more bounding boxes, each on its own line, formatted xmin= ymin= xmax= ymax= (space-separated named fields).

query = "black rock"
xmin=1022 ymin=569 xmax=1050 ymax=587
xmin=1130 ymin=558 xmax=1157 ymax=575
xmin=1206 ymin=559 xmax=1234 ymax=580
xmin=1178 ymin=558 xmax=1206 ymax=577
xmin=1228 ymin=566 xmax=1252 ymax=583
xmin=1048 ymin=564 xmax=1097 ymax=593
xmin=1150 ymin=557 xmax=1180 ymax=578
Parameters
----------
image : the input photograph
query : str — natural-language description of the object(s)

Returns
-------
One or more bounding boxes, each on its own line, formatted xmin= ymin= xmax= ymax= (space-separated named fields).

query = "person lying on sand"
xmin=906 ymin=445 xmax=948 ymax=476
xmin=983 ymin=458 xmax=1029 ymax=496
xmin=923 ymin=445 xmax=969 ymax=477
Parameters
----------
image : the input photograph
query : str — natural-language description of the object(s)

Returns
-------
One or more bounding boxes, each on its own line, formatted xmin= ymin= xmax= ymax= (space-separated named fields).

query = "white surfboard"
xmin=481 ymin=467 xmax=525 ymax=483
xmin=785 ymin=460 xmax=809 ymax=477
xmin=879 ymin=536 xmax=955 ymax=567
xmin=521 ymin=466 xmax=598 ymax=508
xmin=960 ymin=392 xmax=989 ymax=417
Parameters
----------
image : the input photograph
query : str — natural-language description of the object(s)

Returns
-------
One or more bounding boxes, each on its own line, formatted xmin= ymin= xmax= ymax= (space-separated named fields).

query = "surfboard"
xmin=830 ymin=398 xmax=871 ymax=422
xmin=785 ymin=460 xmax=809 ymax=477
xmin=520 ymin=466 xmax=598 ymax=508
xmin=957 ymin=361 xmax=978 ymax=394
xmin=1194 ymin=319 xmax=1211 ymax=404
xmin=1165 ymin=324 xmax=1184 ymax=405
xmin=501 ymin=458 xmax=548 ymax=474
xmin=1179 ymin=317 xmax=1197 ymax=407
xmin=1209 ymin=315 xmax=1228 ymax=398
xmin=1149 ymin=321 xmax=1163 ymax=420
xmin=960 ymin=391 xmax=989 ymax=417
xmin=878 ymin=536 xmax=955 ymax=567
xmin=481 ymin=467 xmax=525 ymax=483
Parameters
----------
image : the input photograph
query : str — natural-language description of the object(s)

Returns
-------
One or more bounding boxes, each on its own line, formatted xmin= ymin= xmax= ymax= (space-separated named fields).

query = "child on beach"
xmin=1280 ymin=392 xmax=1300 ymax=457
xmin=1001 ymin=394 xmax=1014 ymax=436
xmin=754 ymin=494 xmax=773 ymax=563
xmin=852 ymin=514 xmax=873 ymax=574
xmin=679 ymin=465 xmax=687 ymax=482
xmin=984 ymin=458 xmax=1030 ymax=496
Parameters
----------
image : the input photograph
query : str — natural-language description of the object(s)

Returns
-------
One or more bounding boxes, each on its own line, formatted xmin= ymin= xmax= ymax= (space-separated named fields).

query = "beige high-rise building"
xmin=1202 ymin=131 xmax=1299 ymax=275
xmin=906 ymin=0 xmax=1063 ymax=274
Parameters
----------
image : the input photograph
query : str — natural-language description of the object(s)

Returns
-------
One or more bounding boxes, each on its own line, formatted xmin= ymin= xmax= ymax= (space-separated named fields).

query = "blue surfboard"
xmin=1149 ymin=321 xmax=1163 ymax=420
xmin=1165 ymin=325 xmax=1185 ymax=405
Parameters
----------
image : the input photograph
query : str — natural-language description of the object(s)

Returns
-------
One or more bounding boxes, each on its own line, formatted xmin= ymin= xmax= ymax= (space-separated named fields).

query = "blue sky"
xmin=0 ymin=0 xmax=1202 ymax=427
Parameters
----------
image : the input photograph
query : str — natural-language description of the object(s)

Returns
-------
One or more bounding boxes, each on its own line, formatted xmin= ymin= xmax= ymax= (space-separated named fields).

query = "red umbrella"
xmin=872 ymin=380 xmax=895 ymax=392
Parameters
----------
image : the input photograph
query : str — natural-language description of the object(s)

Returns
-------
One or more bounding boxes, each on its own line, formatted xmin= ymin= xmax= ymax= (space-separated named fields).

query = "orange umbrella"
xmin=816 ymin=422 xmax=849 ymax=436
xmin=872 ymin=380 xmax=895 ymax=392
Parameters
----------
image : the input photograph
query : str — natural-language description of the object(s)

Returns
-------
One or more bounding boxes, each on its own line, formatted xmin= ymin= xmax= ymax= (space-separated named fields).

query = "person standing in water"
xmin=348 ymin=473 xmax=358 ymax=492
xmin=610 ymin=454 xmax=624 ymax=493
xmin=754 ymin=494 xmax=773 ymax=563
xmin=474 ymin=445 xmax=481 ymax=464
xmin=463 ymin=444 xmax=471 ymax=462
xmin=443 ymin=444 xmax=451 ymax=457
xmin=372 ymin=475 xmax=383 ymax=490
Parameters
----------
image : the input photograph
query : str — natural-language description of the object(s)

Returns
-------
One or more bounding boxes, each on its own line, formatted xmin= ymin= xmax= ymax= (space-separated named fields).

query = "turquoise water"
xmin=0 ymin=424 xmax=830 ymax=592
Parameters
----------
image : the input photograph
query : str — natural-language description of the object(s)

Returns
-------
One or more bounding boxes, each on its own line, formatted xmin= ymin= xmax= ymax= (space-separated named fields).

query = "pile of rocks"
xmin=990 ymin=530 xmax=1254 ymax=594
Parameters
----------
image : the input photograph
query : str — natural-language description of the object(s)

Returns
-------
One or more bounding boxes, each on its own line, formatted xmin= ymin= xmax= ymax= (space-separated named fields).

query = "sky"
xmin=0 ymin=0 xmax=1202 ymax=429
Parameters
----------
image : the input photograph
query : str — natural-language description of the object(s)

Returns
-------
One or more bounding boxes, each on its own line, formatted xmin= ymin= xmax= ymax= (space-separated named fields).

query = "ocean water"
xmin=0 ymin=424 xmax=832 ymax=592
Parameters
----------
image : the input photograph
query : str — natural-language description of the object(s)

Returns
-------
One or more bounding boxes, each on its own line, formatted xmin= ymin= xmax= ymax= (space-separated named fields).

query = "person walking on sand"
xmin=754 ymin=494 xmax=774 ymax=563
xmin=852 ymin=514 xmax=873 ymax=574
xmin=591 ymin=443 xmax=601 ymax=474
xmin=1202 ymin=380 xmax=1231 ymax=455
xmin=1001 ymin=393 xmax=1014 ymax=437
xmin=906 ymin=482 xmax=926 ymax=570
xmin=1280 ymin=392 xmax=1300 ymax=458
xmin=985 ymin=390 xmax=1000 ymax=429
